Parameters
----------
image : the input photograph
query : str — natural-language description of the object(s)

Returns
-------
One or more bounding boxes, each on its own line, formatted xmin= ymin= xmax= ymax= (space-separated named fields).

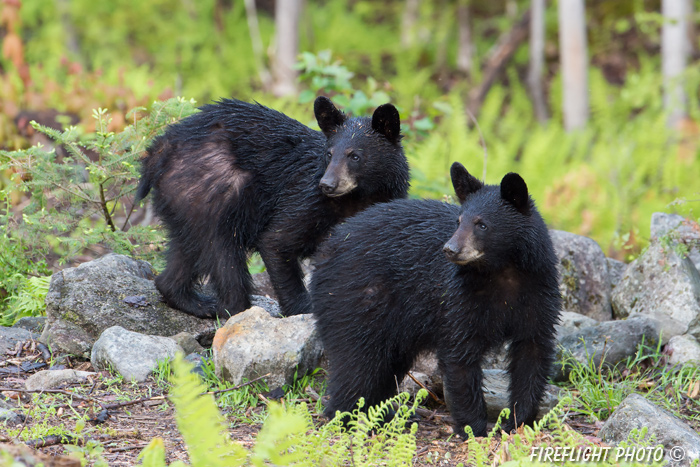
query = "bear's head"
xmin=443 ymin=162 xmax=534 ymax=269
xmin=313 ymin=96 xmax=408 ymax=199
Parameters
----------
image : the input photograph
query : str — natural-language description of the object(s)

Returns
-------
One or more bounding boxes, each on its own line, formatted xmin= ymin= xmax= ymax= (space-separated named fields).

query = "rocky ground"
xmin=1 ymin=212 xmax=700 ymax=465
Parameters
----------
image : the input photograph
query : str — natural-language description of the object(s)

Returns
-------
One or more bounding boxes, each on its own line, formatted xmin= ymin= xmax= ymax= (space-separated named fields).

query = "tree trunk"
xmin=527 ymin=0 xmax=548 ymax=123
xmin=272 ymin=0 xmax=302 ymax=97
xmin=456 ymin=0 xmax=473 ymax=75
xmin=56 ymin=0 xmax=81 ymax=58
xmin=662 ymin=0 xmax=689 ymax=128
xmin=244 ymin=0 xmax=271 ymax=89
xmin=401 ymin=0 xmax=420 ymax=48
xmin=558 ymin=0 xmax=589 ymax=131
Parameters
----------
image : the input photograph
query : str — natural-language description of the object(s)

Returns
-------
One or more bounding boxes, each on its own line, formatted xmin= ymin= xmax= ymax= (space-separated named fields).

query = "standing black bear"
xmin=136 ymin=97 xmax=409 ymax=318
xmin=311 ymin=162 xmax=561 ymax=437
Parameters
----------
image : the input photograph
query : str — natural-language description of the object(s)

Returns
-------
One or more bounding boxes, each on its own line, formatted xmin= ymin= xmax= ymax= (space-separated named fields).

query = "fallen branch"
xmin=102 ymin=395 xmax=167 ymax=411
xmin=0 ymin=387 xmax=99 ymax=405
xmin=467 ymin=8 xmax=531 ymax=116
xmin=25 ymin=434 xmax=80 ymax=449
xmin=108 ymin=443 xmax=149 ymax=453
xmin=406 ymin=372 xmax=442 ymax=403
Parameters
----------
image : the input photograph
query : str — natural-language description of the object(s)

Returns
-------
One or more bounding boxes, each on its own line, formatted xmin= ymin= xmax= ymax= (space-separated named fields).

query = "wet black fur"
xmin=310 ymin=165 xmax=561 ymax=437
xmin=137 ymin=98 xmax=409 ymax=318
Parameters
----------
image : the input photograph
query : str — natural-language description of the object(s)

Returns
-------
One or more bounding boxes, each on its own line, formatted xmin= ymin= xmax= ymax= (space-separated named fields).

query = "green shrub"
xmin=0 ymin=97 xmax=198 ymax=320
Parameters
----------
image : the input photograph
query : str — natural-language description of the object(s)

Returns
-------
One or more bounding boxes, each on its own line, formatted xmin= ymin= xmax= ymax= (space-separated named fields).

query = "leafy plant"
xmin=139 ymin=354 xmax=424 ymax=466
xmin=0 ymin=97 xmax=198 ymax=319
xmin=561 ymin=337 xmax=700 ymax=424
xmin=0 ymin=273 xmax=50 ymax=325
xmin=296 ymin=50 xmax=391 ymax=116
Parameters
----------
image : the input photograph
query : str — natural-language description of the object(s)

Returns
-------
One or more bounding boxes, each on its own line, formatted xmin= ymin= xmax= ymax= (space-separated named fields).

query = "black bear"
xmin=310 ymin=162 xmax=561 ymax=437
xmin=136 ymin=97 xmax=409 ymax=318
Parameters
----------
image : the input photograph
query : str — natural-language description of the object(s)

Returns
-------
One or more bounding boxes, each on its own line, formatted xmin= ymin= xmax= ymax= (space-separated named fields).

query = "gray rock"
xmin=185 ymin=353 xmax=207 ymax=378
xmin=553 ymin=315 xmax=660 ymax=381
xmin=212 ymin=306 xmax=322 ymax=388
xmin=251 ymin=295 xmax=283 ymax=318
xmin=0 ymin=326 xmax=34 ymax=356
xmin=399 ymin=371 xmax=433 ymax=397
xmin=0 ymin=408 xmax=23 ymax=426
xmin=550 ymin=230 xmax=613 ymax=321
xmin=170 ymin=332 xmax=204 ymax=355
xmin=606 ymin=258 xmax=628 ymax=291
xmin=482 ymin=345 xmax=509 ymax=370
xmin=408 ymin=352 xmax=445 ymax=390
xmin=650 ymin=212 xmax=700 ymax=273
xmin=91 ymin=326 xmax=183 ymax=382
xmin=41 ymin=254 xmax=218 ymax=357
xmin=0 ymin=398 xmax=16 ymax=410
xmin=611 ymin=242 xmax=700 ymax=341
xmin=599 ymin=393 xmax=700 ymax=466
xmin=666 ymin=335 xmax=700 ymax=366
xmin=25 ymin=369 xmax=96 ymax=391
xmin=651 ymin=212 xmax=692 ymax=238
xmin=555 ymin=311 xmax=597 ymax=340
xmin=12 ymin=316 xmax=46 ymax=334
xmin=411 ymin=352 xmax=439 ymax=376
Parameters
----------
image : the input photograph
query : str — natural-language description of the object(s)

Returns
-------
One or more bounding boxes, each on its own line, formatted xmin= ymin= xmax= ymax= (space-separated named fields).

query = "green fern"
xmin=1 ymin=274 xmax=51 ymax=325
xmin=140 ymin=356 xmax=424 ymax=466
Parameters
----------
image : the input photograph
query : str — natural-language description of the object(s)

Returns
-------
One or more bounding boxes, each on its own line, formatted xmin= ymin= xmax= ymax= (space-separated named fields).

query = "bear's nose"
xmin=443 ymin=242 xmax=460 ymax=258
xmin=319 ymin=179 xmax=337 ymax=195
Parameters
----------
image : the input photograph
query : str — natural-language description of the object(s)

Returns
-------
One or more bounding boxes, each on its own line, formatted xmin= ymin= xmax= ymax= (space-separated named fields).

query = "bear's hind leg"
xmin=156 ymin=240 xmax=217 ymax=318
xmin=209 ymin=246 xmax=252 ymax=320
xmin=258 ymin=245 xmax=310 ymax=317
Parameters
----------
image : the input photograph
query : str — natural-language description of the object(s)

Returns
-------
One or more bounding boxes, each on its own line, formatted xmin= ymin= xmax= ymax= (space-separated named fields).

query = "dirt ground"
xmin=0 ymin=338 xmax=695 ymax=466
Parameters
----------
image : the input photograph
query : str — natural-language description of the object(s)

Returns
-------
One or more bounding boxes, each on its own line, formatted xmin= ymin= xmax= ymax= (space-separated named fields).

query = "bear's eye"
xmin=477 ymin=222 xmax=487 ymax=231
xmin=326 ymin=151 xmax=332 ymax=160
xmin=349 ymin=152 xmax=360 ymax=162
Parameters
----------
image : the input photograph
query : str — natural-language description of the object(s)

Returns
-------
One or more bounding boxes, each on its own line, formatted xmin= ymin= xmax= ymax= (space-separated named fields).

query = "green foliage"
xmin=163 ymin=354 xmax=248 ymax=466
xmin=406 ymin=64 xmax=700 ymax=251
xmin=0 ymin=274 xmax=50 ymax=325
xmin=139 ymin=355 xmax=423 ymax=466
xmin=0 ymin=97 xmax=197 ymax=318
xmin=561 ymin=338 xmax=700 ymax=424
xmin=461 ymin=399 xmax=664 ymax=467
xmin=296 ymin=50 xmax=391 ymax=116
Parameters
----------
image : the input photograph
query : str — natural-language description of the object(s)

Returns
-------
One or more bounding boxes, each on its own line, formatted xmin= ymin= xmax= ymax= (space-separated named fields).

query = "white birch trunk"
xmin=528 ymin=0 xmax=548 ymax=123
xmin=662 ymin=0 xmax=689 ymax=128
xmin=558 ymin=0 xmax=589 ymax=131
xmin=402 ymin=0 xmax=420 ymax=48
xmin=456 ymin=0 xmax=473 ymax=74
xmin=272 ymin=0 xmax=302 ymax=97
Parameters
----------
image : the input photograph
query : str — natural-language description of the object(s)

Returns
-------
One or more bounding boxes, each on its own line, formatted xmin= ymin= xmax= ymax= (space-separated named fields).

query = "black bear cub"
xmin=311 ymin=162 xmax=561 ymax=437
xmin=137 ymin=97 xmax=409 ymax=319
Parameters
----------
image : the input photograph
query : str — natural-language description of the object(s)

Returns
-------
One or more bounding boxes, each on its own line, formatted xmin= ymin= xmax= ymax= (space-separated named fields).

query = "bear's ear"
xmin=500 ymin=172 xmax=530 ymax=214
xmin=315 ymin=96 xmax=346 ymax=137
xmin=371 ymin=103 xmax=401 ymax=144
xmin=450 ymin=162 xmax=483 ymax=204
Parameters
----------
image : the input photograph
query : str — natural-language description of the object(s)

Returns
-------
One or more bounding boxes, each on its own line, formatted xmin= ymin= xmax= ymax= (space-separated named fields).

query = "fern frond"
xmin=168 ymin=354 xmax=248 ymax=467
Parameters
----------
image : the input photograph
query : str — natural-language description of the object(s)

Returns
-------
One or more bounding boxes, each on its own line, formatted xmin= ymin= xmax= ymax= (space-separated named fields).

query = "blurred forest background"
xmin=0 ymin=0 xmax=699 ymax=320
